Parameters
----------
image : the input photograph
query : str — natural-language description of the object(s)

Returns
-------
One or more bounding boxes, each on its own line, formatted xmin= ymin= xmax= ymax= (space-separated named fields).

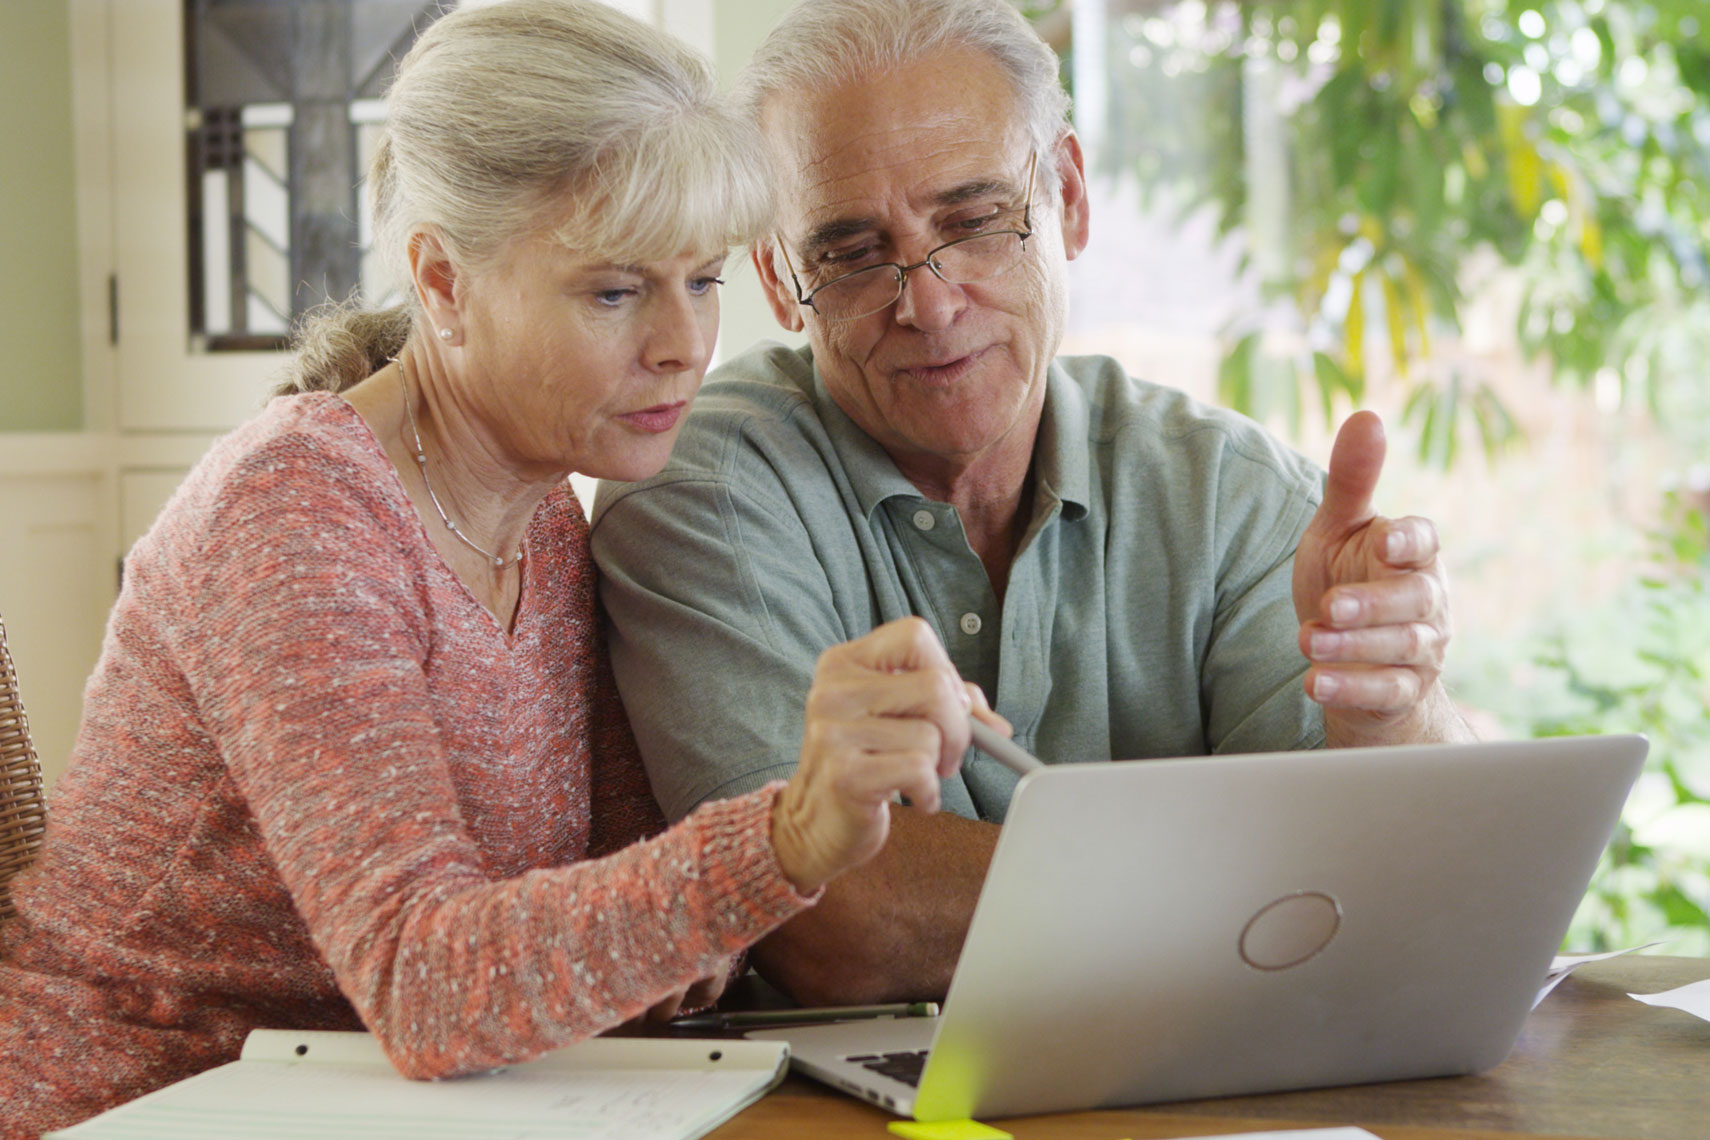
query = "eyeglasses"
xmin=777 ymin=151 xmax=1037 ymax=323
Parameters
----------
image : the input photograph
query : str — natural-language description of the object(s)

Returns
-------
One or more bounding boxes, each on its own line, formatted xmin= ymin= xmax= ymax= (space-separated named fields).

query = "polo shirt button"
xmin=912 ymin=509 xmax=936 ymax=531
xmin=959 ymin=612 xmax=983 ymax=635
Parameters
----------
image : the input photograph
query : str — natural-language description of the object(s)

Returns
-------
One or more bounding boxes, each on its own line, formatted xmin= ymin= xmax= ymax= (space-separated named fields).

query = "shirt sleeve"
xmin=1198 ymin=432 xmax=1326 ymax=754
xmin=591 ymin=468 xmax=852 ymax=821
xmin=181 ymin=439 xmax=812 ymax=1080
xmin=1204 ymin=541 xmax=1326 ymax=753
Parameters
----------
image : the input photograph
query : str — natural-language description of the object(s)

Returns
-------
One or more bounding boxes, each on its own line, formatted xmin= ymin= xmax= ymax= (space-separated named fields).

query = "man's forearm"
xmin=748 ymin=804 xmax=999 ymax=1005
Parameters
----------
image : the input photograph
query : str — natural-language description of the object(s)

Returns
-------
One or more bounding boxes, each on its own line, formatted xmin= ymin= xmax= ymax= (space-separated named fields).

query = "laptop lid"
xmin=753 ymin=734 xmax=1646 ymax=1121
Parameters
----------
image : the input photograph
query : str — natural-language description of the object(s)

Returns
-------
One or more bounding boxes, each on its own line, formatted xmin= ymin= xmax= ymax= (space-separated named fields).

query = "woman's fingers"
xmin=636 ymin=965 xmax=730 ymax=1028
xmin=633 ymin=984 xmax=691 ymax=1026
xmin=773 ymin=618 xmax=981 ymax=894
xmin=807 ymin=618 xmax=973 ymax=770
xmin=680 ymin=966 xmax=730 ymax=1012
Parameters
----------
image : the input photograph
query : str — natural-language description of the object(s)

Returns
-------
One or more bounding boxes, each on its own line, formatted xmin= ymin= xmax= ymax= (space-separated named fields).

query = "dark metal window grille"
xmin=185 ymin=0 xmax=436 ymax=351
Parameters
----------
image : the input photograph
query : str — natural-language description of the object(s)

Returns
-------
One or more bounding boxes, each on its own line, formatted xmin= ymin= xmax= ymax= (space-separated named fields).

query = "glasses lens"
xmin=933 ymin=232 xmax=1027 ymax=285
xmin=805 ymin=231 xmax=1030 ymax=321
xmin=810 ymin=265 xmax=903 ymax=321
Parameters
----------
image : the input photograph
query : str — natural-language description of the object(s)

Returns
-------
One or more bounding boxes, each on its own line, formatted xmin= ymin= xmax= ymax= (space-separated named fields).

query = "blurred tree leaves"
xmin=1459 ymin=489 xmax=1710 ymax=951
xmin=1094 ymin=0 xmax=1710 ymax=465
xmin=1072 ymin=0 xmax=1710 ymax=952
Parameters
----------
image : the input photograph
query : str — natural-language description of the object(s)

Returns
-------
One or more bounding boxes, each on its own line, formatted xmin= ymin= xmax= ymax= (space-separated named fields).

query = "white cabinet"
xmin=108 ymin=0 xmax=281 ymax=433
xmin=0 ymin=440 xmax=114 ymax=787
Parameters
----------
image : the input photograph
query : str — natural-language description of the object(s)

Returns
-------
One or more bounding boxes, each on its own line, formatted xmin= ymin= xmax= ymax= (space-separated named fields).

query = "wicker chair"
xmin=0 ymin=612 xmax=48 ymax=923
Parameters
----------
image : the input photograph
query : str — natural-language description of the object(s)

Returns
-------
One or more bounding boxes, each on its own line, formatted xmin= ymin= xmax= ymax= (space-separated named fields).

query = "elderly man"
xmin=591 ymin=0 xmax=1472 ymax=1004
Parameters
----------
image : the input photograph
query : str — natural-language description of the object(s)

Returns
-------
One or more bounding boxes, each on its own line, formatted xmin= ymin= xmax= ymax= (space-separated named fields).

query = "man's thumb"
xmin=1318 ymin=410 xmax=1386 ymax=530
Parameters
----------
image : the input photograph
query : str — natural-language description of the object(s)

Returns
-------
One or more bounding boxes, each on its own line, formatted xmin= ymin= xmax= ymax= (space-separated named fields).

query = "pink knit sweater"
xmin=0 ymin=394 xmax=811 ymax=1139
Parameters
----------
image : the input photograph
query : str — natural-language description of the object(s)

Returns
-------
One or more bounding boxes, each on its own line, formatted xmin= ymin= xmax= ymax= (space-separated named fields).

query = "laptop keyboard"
xmin=845 ymin=1049 xmax=930 ymax=1087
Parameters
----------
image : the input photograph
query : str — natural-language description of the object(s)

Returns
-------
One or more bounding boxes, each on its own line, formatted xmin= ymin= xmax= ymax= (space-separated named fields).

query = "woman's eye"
xmin=688 ymin=276 xmax=725 ymax=297
xmin=595 ymin=288 xmax=636 ymax=307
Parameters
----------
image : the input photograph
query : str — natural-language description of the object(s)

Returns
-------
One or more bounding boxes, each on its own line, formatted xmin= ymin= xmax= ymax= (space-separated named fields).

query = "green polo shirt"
xmin=591 ymin=343 xmax=1325 ymax=823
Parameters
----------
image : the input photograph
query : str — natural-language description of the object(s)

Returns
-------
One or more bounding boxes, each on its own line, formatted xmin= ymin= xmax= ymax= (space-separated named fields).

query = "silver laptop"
xmin=750 ymin=734 xmax=1646 ymax=1121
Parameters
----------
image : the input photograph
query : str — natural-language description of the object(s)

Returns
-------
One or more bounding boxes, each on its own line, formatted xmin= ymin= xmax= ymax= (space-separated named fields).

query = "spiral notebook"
xmin=48 ymin=1028 xmax=789 ymax=1140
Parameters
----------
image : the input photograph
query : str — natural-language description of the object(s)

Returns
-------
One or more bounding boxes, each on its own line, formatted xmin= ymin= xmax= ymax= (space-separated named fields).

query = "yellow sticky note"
xmin=886 ymin=1120 xmax=1013 ymax=1140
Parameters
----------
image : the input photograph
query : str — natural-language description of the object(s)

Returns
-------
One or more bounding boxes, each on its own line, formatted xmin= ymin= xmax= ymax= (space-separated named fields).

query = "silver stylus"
xmin=968 ymin=716 xmax=1047 ymax=775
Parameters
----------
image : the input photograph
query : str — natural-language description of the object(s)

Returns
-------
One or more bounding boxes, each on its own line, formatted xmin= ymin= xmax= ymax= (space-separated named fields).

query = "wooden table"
xmin=704 ymin=955 xmax=1709 ymax=1140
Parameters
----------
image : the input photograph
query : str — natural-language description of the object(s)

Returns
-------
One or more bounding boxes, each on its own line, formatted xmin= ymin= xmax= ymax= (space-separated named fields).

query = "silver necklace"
xmin=392 ymin=357 xmax=524 ymax=570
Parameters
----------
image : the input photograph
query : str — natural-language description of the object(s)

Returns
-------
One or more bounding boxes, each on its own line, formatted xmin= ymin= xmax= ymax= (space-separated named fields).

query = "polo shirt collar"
xmin=1036 ymin=359 xmax=1091 ymax=523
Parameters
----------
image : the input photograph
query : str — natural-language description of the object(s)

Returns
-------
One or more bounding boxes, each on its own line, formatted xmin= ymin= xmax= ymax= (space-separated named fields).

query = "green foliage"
xmin=1103 ymin=0 xmax=1710 ymax=465
xmin=1092 ymin=0 xmax=1710 ymax=953
xmin=1453 ymin=493 xmax=1710 ymax=952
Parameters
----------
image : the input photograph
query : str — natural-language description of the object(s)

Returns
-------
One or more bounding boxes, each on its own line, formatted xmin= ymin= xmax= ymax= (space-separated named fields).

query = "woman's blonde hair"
xmin=280 ymin=0 xmax=772 ymax=394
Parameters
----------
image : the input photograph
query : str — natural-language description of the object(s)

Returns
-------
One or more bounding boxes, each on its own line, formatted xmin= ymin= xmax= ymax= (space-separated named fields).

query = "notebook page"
xmin=49 ymin=1033 xmax=788 ymax=1140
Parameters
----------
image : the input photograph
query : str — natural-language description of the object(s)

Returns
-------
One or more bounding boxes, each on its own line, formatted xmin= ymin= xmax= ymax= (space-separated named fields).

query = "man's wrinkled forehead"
xmin=797 ymin=173 xmax=1015 ymax=253
xmin=757 ymin=61 xmax=1030 ymax=245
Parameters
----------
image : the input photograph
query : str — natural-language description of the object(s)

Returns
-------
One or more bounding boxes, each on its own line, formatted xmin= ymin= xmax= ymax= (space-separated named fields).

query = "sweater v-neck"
xmin=318 ymin=391 xmax=552 ymax=649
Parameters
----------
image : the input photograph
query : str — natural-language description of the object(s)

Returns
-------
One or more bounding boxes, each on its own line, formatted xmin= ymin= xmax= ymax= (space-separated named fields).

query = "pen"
xmin=668 ymin=1001 xmax=939 ymax=1030
xmin=968 ymin=716 xmax=1046 ymax=775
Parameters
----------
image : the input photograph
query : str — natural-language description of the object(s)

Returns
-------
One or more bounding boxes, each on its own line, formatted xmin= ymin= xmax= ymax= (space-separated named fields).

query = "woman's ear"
xmin=752 ymin=239 xmax=806 ymax=333
xmin=408 ymin=228 xmax=464 ymax=345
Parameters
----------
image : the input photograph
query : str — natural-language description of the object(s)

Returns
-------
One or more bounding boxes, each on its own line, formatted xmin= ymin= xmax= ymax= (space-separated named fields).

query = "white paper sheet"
xmin=1533 ymin=941 xmax=1667 ymax=1008
xmin=1629 ymin=978 xmax=1710 ymax=1023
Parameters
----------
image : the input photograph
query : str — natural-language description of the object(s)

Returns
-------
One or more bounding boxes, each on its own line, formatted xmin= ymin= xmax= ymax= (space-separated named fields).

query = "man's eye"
xmin=818 ymin=244 xmax=881 ymax=268
xmin=595 ymin=288 xmax=636 ymax=307
xmin=949 ymin=211 xmax=1004 ymax=235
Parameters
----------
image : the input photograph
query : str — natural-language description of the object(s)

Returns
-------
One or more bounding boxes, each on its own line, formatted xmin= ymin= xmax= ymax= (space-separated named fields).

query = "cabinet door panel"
xmin=111 ymin=0 xmax=284 ymax=433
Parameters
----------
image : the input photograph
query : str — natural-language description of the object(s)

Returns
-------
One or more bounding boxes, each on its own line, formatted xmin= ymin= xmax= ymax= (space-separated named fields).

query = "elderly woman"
xmin=0 ymin=3 xmax=1002 ymax=1136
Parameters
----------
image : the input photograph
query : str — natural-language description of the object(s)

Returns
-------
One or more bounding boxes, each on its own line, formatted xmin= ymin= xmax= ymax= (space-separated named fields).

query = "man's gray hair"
xmin=737 ymin=0 xmax=1072 ymax=166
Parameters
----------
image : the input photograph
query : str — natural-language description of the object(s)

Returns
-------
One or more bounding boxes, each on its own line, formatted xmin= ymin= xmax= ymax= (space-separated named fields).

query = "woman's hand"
xmin=769 ymin=617 xmax=1008 ymax=895
xmin=623 ymin=961 xmax=734 ymax=1028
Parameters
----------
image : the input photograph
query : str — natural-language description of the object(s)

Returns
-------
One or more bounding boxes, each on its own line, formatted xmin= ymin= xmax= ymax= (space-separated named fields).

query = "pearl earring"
xmin=437 ymin=327 xmax=454 ymax=342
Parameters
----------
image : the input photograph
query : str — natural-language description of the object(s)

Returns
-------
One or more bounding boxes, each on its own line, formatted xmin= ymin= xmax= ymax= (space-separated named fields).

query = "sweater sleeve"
xmin=180 ymin=436 xmax=811 ymax=1079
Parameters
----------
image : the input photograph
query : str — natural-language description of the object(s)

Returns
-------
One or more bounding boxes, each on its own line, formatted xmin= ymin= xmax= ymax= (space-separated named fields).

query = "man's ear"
xmin=752 ymin=238 xmax=806 ymax=333
xmin=1052 ymin=131 xmax=1091 ymax=262
xmin=408 ymin=227 xmax=464 ymax=343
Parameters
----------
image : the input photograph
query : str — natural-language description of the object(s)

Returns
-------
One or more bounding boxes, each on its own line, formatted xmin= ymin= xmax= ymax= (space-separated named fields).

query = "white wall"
xmin=0 ymin=1 xmax=83 ymax=432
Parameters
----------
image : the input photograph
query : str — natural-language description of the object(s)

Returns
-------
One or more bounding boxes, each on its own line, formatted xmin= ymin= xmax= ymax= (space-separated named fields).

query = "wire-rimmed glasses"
xmin=777 ymin=151 xmax=1038 ymax=323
